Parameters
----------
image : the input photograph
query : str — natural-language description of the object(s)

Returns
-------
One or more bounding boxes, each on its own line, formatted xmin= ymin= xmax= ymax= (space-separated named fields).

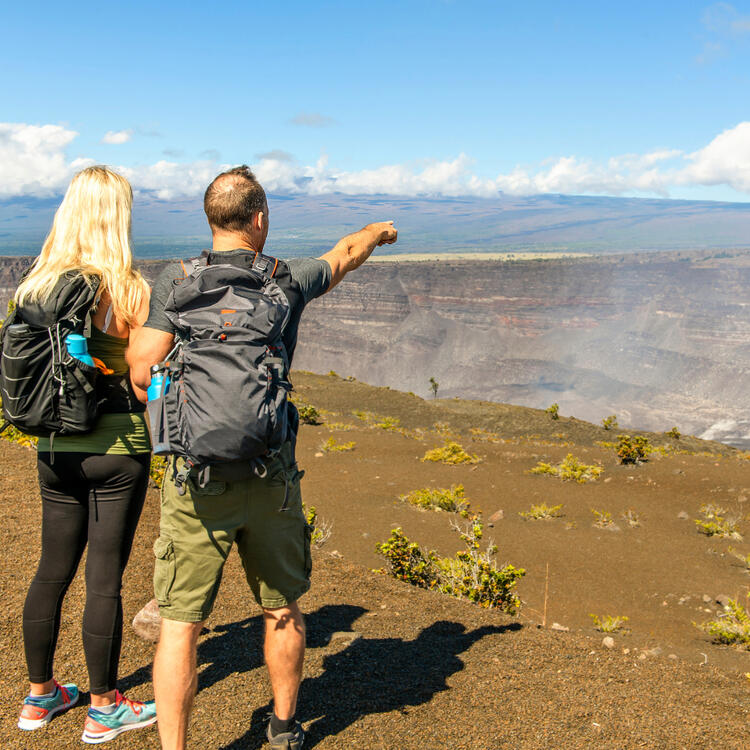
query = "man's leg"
xmin=263 ymin=602 xmax=305 ymax=720
xmin=153 ymin=619 xmax=203 ymax=750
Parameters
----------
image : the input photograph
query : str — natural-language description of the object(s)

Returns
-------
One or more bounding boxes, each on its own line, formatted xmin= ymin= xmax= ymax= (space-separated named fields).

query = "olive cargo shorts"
xmin=153 ymin=445 xmax=311 ymax=622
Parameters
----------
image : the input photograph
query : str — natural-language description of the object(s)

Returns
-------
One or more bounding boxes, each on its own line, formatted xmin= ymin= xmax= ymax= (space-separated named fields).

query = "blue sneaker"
xmin=81 ymin=691 xmax=157 ymax=744
xmin=18 ymin=680 xmax=80 ymax=730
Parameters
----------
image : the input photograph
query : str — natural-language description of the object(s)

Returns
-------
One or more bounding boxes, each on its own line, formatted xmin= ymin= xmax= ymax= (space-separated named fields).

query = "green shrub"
xmin=519 ymin=503 xmax=564 ymax=520
xmin=697 ymin=594 xmax=750 ymax=647
xmin=303 ymin=503 xmax=333 ymax=548
xmin=294 ymin=401 xmax=321 ymax=425
xmin=666 ymin=426 xmax=681 ymax=439
xmin=375 ymin=517 xmax=525 ymax=614
xmin=421 ymin=440 xmax=480 ymax=465
xmin=150 ymin=456 xmax=168 ymax=488
xmin=590 ymin=614 xmax=629 ymax=633
xmin=320 ymin=437 xmax=356 ymax=453
xmin=591 ymin=509 xmax=618 ymax=529
xmin=695 ymin=504 xmax=742 ymax=540
xmin=429 ymin=376 xmax=439 ymax=399
xmin=616 ymin=434 xmax=653 ymax=464
xmin=602 ymin=415 xmax=618 ymax=430
xmin=400 ymin=485 xmax=470 ymax=515
xmin=530 ymin=453 xmax=603 ymax=483
xmin=545 ymin=403 xmax=560 ymax=420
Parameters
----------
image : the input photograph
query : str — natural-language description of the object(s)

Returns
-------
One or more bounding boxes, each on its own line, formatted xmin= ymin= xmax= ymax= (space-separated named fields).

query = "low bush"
xmin=621 ymin=509 xmax=641 ymax=528
xmin=400 ymin=485 xmax=470 ymax=515
xmin=616 ymin=434 xmax=653 ymax=464
xmin=320 ymin=437 xmax=356 ymax=453
xmin=591 ymin=508 xmax=618 ymax=530
xmin=519 ymin=503 xmax=564 ymax=520
xmin=421 ymin=440 xmax=480 ymax=465
xmin=666 ymin=426 xmax=681 ymax=440
xmin=697 ymin=594 xmax=750 ymax=648
xmin=303 ymin=504 xmax=333 ymax=548
xmin=545 ymin=403 xmax=560 ymax=420
xmin=590 ymin=614 xmax=629 ymax=633
xmin=150 ymin=456 xmax=168 ymax=488
xmin=694 ymin=504 xmax=742 ymax=540
xmin=294 ymin=401 xmax=322 ymax=425
xmin=601 ymin=415 xmax=618 ymax=430
xmin=375 ymin=516 xmax=525 ymax=614
xmin=530 ymin=453 xmax=603 ymax=483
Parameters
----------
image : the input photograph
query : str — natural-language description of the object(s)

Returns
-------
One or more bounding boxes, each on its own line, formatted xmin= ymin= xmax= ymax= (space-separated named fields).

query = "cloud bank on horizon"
xmin=1 ymin=120 xmax=750 ymax=202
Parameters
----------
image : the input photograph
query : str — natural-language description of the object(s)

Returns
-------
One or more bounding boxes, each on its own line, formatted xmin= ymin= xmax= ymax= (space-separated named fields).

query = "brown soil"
xmin=1 ymin=371 xmax=749 ymax=748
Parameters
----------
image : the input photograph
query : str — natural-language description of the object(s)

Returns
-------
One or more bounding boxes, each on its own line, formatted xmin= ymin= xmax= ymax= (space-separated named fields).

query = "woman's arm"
xmin=127 ymin=287 xmax=153 ymax=403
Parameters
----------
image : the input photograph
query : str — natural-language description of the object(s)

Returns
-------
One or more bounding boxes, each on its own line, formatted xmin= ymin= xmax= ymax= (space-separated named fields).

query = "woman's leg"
xmin=79 ymin=453 xmax=150 ymax=701
xmin=22 ymin=453 xmax=89 ymax=691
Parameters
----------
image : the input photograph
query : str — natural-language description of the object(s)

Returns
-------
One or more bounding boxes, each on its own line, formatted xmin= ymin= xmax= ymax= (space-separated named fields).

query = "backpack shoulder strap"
xmin=179 ymin=255 xmax=208 ymax=278
xmin=251 ymin=252 xmax=279 ymax=279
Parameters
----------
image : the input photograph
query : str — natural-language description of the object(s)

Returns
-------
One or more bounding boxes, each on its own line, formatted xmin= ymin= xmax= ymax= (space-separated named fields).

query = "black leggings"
xmin=23 ymin=452 xmax=150 ymax=694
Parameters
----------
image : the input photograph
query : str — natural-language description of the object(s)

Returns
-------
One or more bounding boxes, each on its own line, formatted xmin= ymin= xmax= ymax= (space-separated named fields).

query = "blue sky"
xmin=2 ymin=1 xmax=750 ymax=201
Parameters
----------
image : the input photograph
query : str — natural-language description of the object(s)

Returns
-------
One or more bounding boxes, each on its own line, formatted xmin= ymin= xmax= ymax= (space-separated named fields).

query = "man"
xmin=127 ymin=165 xmax=397 ymax=750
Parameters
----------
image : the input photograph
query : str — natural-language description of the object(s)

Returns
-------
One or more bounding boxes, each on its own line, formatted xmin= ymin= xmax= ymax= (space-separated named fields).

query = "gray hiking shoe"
xmin=266 ymin=720 xmax=304 ymax=750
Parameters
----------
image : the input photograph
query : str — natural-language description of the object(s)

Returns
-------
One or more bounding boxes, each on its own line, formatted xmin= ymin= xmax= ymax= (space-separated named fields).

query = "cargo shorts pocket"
xmin=153 ymin=537 xmax=176 ymax=606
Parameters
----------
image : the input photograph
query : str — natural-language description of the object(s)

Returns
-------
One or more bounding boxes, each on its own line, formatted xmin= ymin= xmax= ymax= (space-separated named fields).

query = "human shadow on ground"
xmin=119 ymin=603 xmax=367 ymax=696
xmin=221 ymin=616 xmax=522 ymax=749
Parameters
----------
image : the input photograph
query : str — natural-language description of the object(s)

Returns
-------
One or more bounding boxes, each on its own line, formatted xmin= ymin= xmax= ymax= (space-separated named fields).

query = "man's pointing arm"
xmin=319 ymin=221 xmax=398 ymax=292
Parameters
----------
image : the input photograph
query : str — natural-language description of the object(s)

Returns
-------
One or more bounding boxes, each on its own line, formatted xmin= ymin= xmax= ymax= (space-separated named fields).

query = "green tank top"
xmin=37 ymin=326 xmax=151 ymax=455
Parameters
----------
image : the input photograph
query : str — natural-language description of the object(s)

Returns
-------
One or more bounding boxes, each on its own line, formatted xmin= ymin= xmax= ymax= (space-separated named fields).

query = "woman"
xmin=15 ymin=166 xmax=157 ymax=743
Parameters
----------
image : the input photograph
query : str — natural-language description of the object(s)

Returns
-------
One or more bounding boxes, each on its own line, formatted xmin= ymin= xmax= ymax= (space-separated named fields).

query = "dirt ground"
xmin=1 ymin=371 xmax=749 ymax=749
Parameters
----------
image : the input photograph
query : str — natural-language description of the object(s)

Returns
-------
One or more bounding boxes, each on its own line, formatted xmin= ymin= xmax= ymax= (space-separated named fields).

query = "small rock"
xmin=489 ymin=509 xmax=504 ymax=522
xmin=677 ymin=511 xmax=689 ymax=520
xmin=132 ymin=598 xmax=161 ymax=642
xmin=702 ymin=594 xmax=712 ymax=603
xmin=673 ymin=469 xmax=685 ymax=475
xmin=716 ymin=594 xmax=732 ymax=608
xmin=637 ymin=653 xmax=647 ymax=661
xmin=662 ymin=600 xmax=669 ymax=606
xmin=550 ymin=622 xmax=569 ymax=632
xmin=646 ymin=646 xmax=662 ymax=657
xmin=329 ymin=550 xmax=343 ymax=558
xmin=603 ymin=477 xmax=613 ymax=483
xmin=314 ymin=452 xmax=324 ymax=458
xmin=622 ymin=648 xmax=630 ymax=655
xmin=602 ymin=636 xmax=615 ymax=649
xmin=668 ymin=654 xmax=678 ymax=660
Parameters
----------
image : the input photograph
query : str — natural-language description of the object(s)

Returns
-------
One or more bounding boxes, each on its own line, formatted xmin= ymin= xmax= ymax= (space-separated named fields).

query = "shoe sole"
xmin=81 ymin=715 xmax=157 ymax=744
xmin=18 ymin=693 xmax=79 ymax=730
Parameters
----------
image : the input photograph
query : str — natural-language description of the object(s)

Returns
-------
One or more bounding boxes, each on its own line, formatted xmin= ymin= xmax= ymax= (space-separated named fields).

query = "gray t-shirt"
xmin=144 ymin=250 xmax=331 ymax=365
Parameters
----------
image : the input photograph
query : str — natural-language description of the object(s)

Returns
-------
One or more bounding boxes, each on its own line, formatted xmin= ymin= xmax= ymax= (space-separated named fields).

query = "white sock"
xmin=29 ymin=687 xmax=56 ymax=700
xmin=92 ymin=702 xmax=117 ymax=714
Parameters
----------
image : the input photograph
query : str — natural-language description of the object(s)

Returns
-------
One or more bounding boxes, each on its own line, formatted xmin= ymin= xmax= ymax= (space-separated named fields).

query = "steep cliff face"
xmin=294 ymin=253 xmax=750 ymax=444
xmin=1 ymin=252 xmax=748 ymax=445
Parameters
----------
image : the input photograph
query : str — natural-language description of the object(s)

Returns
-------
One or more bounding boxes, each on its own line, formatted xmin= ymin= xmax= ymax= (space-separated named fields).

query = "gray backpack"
xmin=147 ymin=253 xmax=292 ymax=492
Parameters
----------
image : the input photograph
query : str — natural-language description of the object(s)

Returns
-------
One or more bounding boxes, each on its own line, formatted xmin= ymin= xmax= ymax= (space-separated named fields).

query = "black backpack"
xmin=0 ymin=273 xmax=100 ymax=439
xmin=147 ymin=252 xmax=292 ymax=491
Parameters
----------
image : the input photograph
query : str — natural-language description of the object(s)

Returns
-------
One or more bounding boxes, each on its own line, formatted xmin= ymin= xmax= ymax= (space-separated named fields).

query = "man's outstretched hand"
xmin=369 ymin=221 xmax=398 ymax=246
xmin=321 ymin=221 xmax=399 ymax=291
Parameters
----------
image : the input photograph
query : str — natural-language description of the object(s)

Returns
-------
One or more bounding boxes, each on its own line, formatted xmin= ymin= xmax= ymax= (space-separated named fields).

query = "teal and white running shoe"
xmin=81 ymin=691 xmax=157 ymax=744
xmin=18 ymin=680 xmax=80 ymax=730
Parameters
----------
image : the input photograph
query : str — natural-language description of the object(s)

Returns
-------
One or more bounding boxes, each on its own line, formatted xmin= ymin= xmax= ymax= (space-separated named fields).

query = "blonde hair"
xmin=15 ymin=165 xmax=147 ymax=327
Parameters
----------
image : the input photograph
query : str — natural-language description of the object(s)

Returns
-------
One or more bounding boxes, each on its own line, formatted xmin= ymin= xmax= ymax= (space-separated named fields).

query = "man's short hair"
xmin=204 ymin=165 xmax=267 ymax=233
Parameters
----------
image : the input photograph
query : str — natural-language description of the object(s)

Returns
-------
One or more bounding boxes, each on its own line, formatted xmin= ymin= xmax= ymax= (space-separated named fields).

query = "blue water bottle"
xmin=66 ymin=334 xmax=95 ymax=367
xmin=147 ymin=365 xmax=170 ymax=401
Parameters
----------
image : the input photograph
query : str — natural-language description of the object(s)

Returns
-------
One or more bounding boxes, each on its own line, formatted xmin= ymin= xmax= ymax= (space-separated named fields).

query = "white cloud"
xmin=102 ymin=129 xmax=133 ymax=144
xmin=3 ymin=120 xmax=750 ymax=201
xmin=0 ymin=123 xmax=91 ymax=197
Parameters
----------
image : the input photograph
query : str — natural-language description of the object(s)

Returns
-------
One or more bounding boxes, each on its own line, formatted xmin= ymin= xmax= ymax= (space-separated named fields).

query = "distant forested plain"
xmin=2 ymin=192 xmax=750 ymax=258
